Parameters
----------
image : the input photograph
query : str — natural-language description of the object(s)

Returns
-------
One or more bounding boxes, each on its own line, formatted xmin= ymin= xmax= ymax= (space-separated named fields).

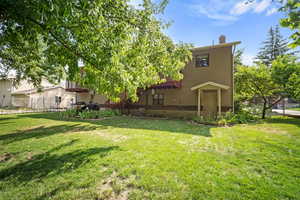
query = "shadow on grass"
xmin=0 ymin=124 xmax=105 ymax=144
xmin=265 ymin=117 xmax=300 ymax=128
xmin=0 ymin=140 xmax=119 ymax=183
xmin=16 ymin=113 xmax=212 ymax=137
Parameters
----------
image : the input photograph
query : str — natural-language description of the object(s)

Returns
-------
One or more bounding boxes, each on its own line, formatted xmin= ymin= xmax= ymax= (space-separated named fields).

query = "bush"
xmin=192 ymin=110 xmax=258 ymax=126
xmin=192 ymin=115 xmax=219 ymax=126
xmin=222 ymin=110 xmax=258 ymax=124
xmin=58 ymin=109 xmax=77 ymax=119
xmin=59 ymin=109 xmax=121 ymax=120
xmin=79 ymin=110 xmax=121 ymax=119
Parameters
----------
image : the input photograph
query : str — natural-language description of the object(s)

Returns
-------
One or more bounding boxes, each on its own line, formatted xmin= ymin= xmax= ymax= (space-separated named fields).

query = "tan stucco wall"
xmin=0 ymin=80 xmax=12 ymax=107
xmin=77 ymin=93 xmax=107 ymax=105
xmin=28 ymin=88 xmax=76 ymax=109
xmin=12 ymin=79 xmax=66 ymax=93
xmin=11 ymin=94 xmax=29 ymax=107
xmin=138 ymin=46 xmax=233 ymax=110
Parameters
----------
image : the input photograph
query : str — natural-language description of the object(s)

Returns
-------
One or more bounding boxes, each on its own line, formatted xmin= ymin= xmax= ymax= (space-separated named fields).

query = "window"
xmin=195 ymin=54 xmax=209 ymax=67
xmin=153 ymin=94 xmax=164 ymax=105
xmin=55 ymin=96 xmax=62 ymax=104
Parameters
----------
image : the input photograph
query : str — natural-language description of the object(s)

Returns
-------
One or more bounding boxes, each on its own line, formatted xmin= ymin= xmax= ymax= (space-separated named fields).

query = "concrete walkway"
xmin=0 ymin=109 xmax=64 ymax=115
xmin=272 ymin=109 xmax=300 ymax=117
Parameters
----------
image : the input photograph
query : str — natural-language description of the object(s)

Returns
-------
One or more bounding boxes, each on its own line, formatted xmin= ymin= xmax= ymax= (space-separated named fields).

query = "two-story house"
xmin=1 ymin=36 xmax=240 ymax=117
xmin=132 ymin=36 xmax=240 ymax=118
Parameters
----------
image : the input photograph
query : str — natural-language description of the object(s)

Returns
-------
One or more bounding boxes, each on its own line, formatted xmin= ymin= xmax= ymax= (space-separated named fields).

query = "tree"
xmin=256 ymin=26 xmax=294 ymax=66
xmin=247 ymin=0 xmax=300 ymax=48
xmin=234 ymin=48 xmax=244 ymax=66
xmin=280 ymin=0 xmax=300 ymax=48
xmin=271 ymin=55 xmax=300 ymax=101
xmin=235 ymin=64 xmax=282 ymax=119
xmin=0 ymin=0 xmax=192 ymax=102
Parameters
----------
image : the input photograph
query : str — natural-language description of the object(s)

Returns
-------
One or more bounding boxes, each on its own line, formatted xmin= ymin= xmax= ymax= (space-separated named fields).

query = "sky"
xmin=132 ymin=0 xmax=297 ymax=65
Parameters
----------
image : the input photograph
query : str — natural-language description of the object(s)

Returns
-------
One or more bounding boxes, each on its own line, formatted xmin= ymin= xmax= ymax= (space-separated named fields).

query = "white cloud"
xmin=192 ymin=4 xmax=237 ymax=21
xmin=128 ymin=0 xmax=144 ymax=9
xmin=230 ymin=1 xmax=254 ymax=16
xmin=266 ymin=7 xmax=278 ymax=16
xmin=253 ymin=0 xmax=271 ymax=13
xmin=190 ymin=0 xmax=275 ymax=26
xmin=242 ymin=54 xmax=255 ymax=66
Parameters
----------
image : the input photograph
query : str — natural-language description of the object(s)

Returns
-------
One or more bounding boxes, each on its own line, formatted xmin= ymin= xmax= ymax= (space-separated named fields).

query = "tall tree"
xmin=247 ymin=0 xmax=300 ymax=48
xmin=256 ymin=26 xmax=293 ymax=66
xmin=234 ymin=48 xmax=244 ymax=66
xmin=0 ymin=0 xmax=191 ymax=102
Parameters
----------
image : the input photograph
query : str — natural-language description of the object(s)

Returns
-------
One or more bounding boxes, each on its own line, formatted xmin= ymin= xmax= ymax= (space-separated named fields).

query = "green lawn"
xmin=289 ymin=107 xmax=300 ymax=111
xmin=0 ymin=113 xmax=300 ymax=200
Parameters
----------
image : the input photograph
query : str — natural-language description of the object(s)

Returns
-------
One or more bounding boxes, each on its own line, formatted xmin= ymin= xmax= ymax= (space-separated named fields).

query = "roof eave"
xmin=191 ymin=41 xmax=241 ymax=51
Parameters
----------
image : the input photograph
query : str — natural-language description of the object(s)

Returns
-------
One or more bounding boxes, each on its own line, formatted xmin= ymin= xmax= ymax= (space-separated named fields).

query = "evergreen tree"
xmin=256 ymin=25 xmax=294 ymax=66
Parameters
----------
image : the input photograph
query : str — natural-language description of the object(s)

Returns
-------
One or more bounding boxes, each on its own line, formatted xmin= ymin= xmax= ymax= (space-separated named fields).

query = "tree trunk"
xmin=262 ymin=100 xmax=267 ymax=119
xmin=90 ymin=91 xmax=95 ymax=103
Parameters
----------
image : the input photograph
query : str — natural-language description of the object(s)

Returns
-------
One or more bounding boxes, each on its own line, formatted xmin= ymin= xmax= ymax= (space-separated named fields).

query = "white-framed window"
xmin=153 ymin=94 xmax=164 ymax=105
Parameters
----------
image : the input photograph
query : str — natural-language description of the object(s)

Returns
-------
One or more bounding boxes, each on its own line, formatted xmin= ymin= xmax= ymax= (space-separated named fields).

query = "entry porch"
xmin=191 ymin=81 xmax=230 ymax=117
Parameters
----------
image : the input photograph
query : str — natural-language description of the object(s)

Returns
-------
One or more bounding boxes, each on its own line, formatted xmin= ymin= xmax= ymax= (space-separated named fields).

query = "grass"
xmin=0 ymin=113 xmax=300 ymax=200
xmin=288 ymin=107 xmax=300 ymax=111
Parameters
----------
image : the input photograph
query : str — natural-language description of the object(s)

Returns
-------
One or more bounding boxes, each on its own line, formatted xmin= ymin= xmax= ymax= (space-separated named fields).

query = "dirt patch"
xmin=0 ymin=152 xmax=13 ymax=162
xmin=97 ymin=171 xmax=136 ymax=200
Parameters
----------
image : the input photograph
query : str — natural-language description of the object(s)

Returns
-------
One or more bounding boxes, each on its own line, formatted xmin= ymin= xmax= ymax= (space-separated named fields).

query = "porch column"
xmin=197 ymin=89 xmax=201 ymax=116
xmin=218 ymin=88 xmax=221 ymax=117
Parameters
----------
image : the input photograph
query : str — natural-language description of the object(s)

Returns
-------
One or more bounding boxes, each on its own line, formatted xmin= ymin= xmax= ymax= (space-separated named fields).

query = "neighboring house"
xmin=132 ymin=36 xmax=241 ymax=118
xmin=0 ymin=79 xmax=107 ymax=109
xmin=0 ymin=78 xmax=13 ymax=107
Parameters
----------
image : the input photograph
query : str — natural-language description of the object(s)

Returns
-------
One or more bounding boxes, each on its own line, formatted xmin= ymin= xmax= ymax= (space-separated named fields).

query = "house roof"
xmin=11 ymin=86 xmax=63 ymax=95
xmin=192 ymin=41 xmax=241 ymax=51
xmin=191 ymin=81 xmax=230 ymax=91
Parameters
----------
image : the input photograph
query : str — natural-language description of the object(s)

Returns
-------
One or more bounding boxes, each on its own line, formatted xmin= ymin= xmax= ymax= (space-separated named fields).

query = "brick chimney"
xmin=219 ymin=35 xmax=226 ymax=44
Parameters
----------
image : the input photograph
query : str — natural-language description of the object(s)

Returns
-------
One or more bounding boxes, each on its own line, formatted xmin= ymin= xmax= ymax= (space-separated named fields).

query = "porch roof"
xmin=191 ymin=81 xmax=230 ymax=91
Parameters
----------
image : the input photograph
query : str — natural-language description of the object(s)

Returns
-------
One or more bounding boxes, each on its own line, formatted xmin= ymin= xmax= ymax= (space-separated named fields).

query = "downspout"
xmin=232 ymin=44 xmax=237 ymax=114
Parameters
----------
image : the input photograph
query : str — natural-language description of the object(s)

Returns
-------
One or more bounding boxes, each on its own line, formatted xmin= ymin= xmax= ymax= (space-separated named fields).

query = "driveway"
xmin=272 ymin=109 xmax=300 ymax=117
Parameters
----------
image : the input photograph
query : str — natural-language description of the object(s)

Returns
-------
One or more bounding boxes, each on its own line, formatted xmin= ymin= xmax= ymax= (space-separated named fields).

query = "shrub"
xmin=192 ymin=116 xmax=219 ymax=126
xmin=58 ymin=109 xmax=77 ymax=119
xmin=78 ymin=109 xmax=121 ymax=119
xmin=192 ymin=110 xmax=258 ymax=126
xmin=222 ymin=110 xmax=258 ymax=124
xmin=59 ymin=109 xmax=121 ymax=120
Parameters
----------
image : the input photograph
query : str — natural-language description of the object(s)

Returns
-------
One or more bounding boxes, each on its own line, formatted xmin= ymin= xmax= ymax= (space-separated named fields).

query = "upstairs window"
xmin=153 ymin=94 xmax=164 ymax=105
xmin=195 ymin=54 xmax=209 ymax=67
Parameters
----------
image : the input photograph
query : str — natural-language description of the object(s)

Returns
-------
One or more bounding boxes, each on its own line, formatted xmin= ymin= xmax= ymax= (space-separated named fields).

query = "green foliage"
xmin=58 ymin=109 xmax=77 ymax=119
xmin=280 ymin=0 xmax=300 ymax=48
xmin=234 ymin=48 xmax=244 ymax=66
xmin=235 ymin=64 xmax=281 ymax=119
xmin=192 ymin=115 xmax=219 ymax=126
xmin=0 ymin=0 xmax=192 ymax=101
xmin=59 ymin=109 xmax=120 ymax=120
xmin=192 ymin=110 xmax=258 ymax=126
xmin=222 ymin=110 xmax=258 ymax=124
xmin=79 ymin=110 xmax=121 ymax=119
xmin=235 ymin=64 xmax=280 ymax=101
xmin=247 ymin=0 xmax=300 ymax=48
xmin=271 ymin=55 xmax=300 ymax=101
